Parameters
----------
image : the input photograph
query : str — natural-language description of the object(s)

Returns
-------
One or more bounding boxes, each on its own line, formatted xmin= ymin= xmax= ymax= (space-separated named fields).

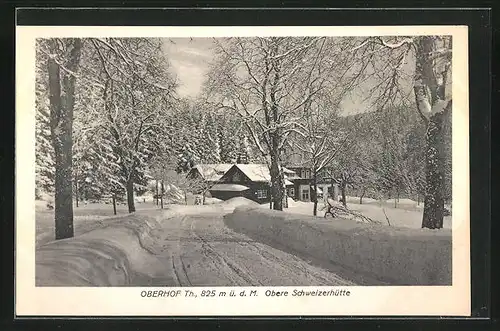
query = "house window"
xmin=256 ymin=190 xmax=267 ymax=199
xmin=301 ymin=188 xmax=310 ymax=201
xmin=289 ymin=187 xmax=295 ymax=197
xmin=301 ymin=169 xmax=311 ymax=179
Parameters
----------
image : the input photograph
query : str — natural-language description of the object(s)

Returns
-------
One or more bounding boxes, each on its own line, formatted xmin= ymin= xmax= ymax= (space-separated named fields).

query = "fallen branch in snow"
xmin=323 ymin=199 xmax=381 ymax=225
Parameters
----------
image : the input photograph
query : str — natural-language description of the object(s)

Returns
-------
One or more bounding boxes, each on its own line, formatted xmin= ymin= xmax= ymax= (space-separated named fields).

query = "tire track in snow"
xmin=179 ymin=257 xmax=192 ymax=285
xmin=184 ymin=216 xmax=262 ymax=286
xmin=198 ymin=213 xmax=355 ymax=286
xmin=170 ymin=257 xmax=182 ymax=285
xmin=240 ymin=241 xmax=355 ymax=286
xmin=171 ymin=254 xmax=192 ymax=286
xmin=185 ymin=214 xmax=354 ymax=286
xmin=162 ymin=210 xmax=356 ymax=286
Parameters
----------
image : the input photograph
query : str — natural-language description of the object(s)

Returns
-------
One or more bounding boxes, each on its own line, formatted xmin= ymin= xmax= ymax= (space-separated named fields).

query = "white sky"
xmin=162 ymin=38 xmax=215 ymax=99
xmin=162 ymin=38 xmax=400 ymax=114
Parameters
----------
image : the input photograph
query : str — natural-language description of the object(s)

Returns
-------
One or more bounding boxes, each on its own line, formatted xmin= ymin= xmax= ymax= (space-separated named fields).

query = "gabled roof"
xmin=226 ymin=164 xmax=296 ymax=182
xmin=191 ymin=164 xmax=233 ymax=181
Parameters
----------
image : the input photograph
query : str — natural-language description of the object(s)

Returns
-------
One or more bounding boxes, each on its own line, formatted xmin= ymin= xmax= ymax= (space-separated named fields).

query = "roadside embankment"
xmin=36 ymin=211 xmax=174 ymax=286
xmin=223 ymin=206 xmax=452 ymax=285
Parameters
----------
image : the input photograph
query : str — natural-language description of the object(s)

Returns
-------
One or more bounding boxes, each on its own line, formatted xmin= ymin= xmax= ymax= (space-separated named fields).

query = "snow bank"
xmin=166 ymin=197 xmax=258 ymax=216
xmin=386 ymin=198 xmax=418 ymax=205
xmin=346 ymin=196 xmax=378 ymax=204
xmin=282 ymin=200 xmax=451 ymax=229
xmin=222 ymin=197 xmax=260 ymax=213
xmin=204 ymin=197 xmax=223 ymax=205
xmin=222 ymin=197 xmax=259 ymax=207
xmin=36 ymin=211 xmax=173 ymax=286
xmin=35 ymin=199 xmax=49 ymax=208
xmin=36 ymin=202 xmax=160 ymax=246
xmin=224 ymin=206 xmax=452 ymax=285
xmin=167 ymin=203 xmax=225 ymax=216
xmin=347 ymin=203 xmax=452 ymax=229
xmin=35 ymin=197 xmax=54 ymax=210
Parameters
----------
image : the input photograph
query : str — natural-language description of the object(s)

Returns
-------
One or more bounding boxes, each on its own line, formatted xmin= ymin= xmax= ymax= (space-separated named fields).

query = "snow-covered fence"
xmin=224 ymin=206 xmax=452 ymax=285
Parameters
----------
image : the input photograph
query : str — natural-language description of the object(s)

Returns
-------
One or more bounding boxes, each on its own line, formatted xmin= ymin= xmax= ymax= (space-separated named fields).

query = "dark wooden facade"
xmin=210 ymin=165 xmax=271 ymax=204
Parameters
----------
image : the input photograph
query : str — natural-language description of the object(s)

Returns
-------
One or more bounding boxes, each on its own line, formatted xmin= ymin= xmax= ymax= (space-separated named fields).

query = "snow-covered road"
xmin=36 ymin=204 xmax=356 ymax=286
xmin=134 ymin=209 xmax=356 ymax=286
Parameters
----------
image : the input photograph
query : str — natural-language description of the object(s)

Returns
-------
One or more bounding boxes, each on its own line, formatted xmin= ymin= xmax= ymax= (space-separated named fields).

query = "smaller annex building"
xmin=187 ymin=164 xmax=233 ymax=184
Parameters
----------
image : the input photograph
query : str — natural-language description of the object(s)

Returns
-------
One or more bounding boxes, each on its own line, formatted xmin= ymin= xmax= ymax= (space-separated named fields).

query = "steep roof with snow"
xmin=228 ymin=164 xmax=296 ymax=182
xmin=192 ymin=164 xmax=233 ymax=181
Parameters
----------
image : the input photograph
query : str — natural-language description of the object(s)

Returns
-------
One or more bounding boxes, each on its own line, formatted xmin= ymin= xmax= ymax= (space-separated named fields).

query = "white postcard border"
xmin=15 ymin=25 xmax=470 ymax=316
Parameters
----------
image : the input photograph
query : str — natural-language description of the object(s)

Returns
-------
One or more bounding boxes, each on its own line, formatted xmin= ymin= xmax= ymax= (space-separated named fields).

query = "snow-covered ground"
xmin=204 ymin=197 xmax=223 ymax=205
xmin=282 ymin=197 xmax=452 ymax=229
xmin=36 ymin=200 xmax=158 ymax=246
xmin=225 ymin=205 xmax=452 ymax=285
xmin=35 ymin=197 xmax=354 ymax=286
xmin=35 ymin=195 xmax=451 ymax=286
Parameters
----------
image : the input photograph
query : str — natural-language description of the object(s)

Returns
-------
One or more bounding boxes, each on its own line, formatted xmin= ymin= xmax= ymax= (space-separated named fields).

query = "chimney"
xmin=237 ymin=154 xmax=248 ymax=164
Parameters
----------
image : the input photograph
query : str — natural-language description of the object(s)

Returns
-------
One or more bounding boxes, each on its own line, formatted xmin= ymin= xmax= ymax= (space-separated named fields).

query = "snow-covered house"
xmin=209 ymin=164 xmax=296 ymax=204
xmin=187 ymin=164 xmax=234 ymax=183
xmin=285 ymin=165 xmax=339 ymax=202
xmin=282 ymin=151 xmax=339 ymax=202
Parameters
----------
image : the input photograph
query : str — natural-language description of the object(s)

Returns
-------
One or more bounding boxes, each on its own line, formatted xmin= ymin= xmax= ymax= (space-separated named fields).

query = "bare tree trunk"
xmin=394 ymin=188 xmax=397 ymax=208
xmin=47 ymin=38 xmax=82 ymax=240
xmin=331 ymin=179 xmax=337 ymax=201
xmin=75 ymin=172 xmax=79 ymax=208
xmin=269 ymin=145 xmax=284 ymax=211
xmin=126 ymin=178 xmax=136 ymax=213
xmin=422 ymin=112 xmax=446 ymax=229
xmin=341 ymin=182 xmax=347 ymax=207
xmin=155 ymin=179 xmax=159 ymax=206
xmin=413 ymin=36 xmax=450 ymax=229
xmin=312 ymin=170 xmax=318 ymax=216
xmin=359 ymin=187 xmax=366 ymax=205
xmin=283 ymin=184 xmax=288 ymax=208
xmin=160 ymin=180 xmax=164 ymax=209
xmin=112 ymin=195 xmax=117 ymax=215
